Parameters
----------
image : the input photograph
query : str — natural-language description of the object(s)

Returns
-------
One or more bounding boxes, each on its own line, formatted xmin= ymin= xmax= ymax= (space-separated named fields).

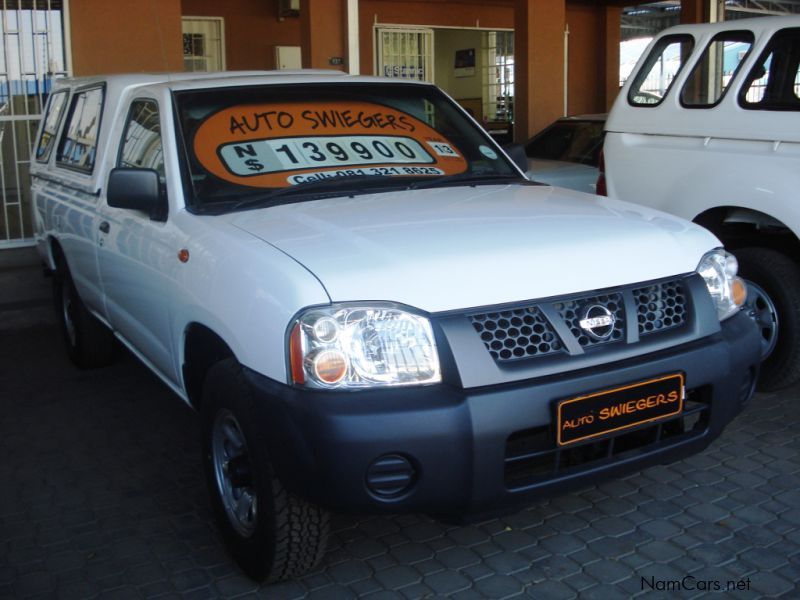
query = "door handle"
xmin=99 ymin=221 xmax=110 ymax=234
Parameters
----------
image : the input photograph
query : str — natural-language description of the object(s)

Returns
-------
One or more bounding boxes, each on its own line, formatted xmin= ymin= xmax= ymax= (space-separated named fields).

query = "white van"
xmin=602 ymin=16 xmax=800 ymax=390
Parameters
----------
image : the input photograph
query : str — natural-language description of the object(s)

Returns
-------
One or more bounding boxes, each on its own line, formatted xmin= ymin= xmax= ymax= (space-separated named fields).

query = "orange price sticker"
xmin=193 ymin=101 xmax=468 ymax=187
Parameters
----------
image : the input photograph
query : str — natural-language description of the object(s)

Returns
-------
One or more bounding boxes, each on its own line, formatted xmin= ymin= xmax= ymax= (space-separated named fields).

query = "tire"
xmin=52 ymin=254 xmax=115 ymax=368
xmin=736 ymin=247 xmax=800 ymax=391
xmin=201 ymin=358 xmax=329 ymax=581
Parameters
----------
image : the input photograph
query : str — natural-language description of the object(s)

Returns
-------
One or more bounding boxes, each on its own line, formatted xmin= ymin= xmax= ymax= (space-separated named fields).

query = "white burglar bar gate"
xmin=0 ymin=0 xmax=67 ymax=248
xmin=376 ymin=27 xmax=434 ymax=83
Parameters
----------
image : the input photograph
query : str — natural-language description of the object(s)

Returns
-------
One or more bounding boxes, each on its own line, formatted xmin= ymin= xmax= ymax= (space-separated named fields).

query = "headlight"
xmin=696 ymin=249 xmax=747 ymax=320
xmin=288 ymin=304 xmax=441 ymax=389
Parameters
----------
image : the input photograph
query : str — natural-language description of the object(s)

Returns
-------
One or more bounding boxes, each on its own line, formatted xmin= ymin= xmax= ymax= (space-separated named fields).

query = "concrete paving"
xmin=1 ymin=259 xmax=799 ymax=599
xmin=0 ymin=248 xmax=52 ymax=332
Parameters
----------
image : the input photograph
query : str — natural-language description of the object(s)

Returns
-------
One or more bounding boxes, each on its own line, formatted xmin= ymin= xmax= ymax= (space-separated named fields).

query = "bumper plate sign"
xmin=557 ymin=374 xmax=684 ymax=446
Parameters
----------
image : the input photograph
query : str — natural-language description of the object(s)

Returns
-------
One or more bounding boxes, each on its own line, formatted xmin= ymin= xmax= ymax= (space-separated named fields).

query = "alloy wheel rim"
xmin=211 ymin=410 xmax=257 ymax=537
xmin=743 ymin=279 xmax=779 ymax=361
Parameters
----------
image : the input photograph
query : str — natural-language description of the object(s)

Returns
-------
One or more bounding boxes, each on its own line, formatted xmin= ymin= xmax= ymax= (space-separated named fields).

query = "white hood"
xmin=525 ymin=159 xmax=599 ymax=194
xmin=226 ymin=184 xmax=719 ymax=313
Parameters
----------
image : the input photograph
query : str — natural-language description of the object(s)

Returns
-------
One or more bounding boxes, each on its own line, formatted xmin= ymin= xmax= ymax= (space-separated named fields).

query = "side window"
xmin=740 ymin=27 xmax=800 ymax=110
xmin=118 ymin=100 xmax=164 ymax=178
xmin=35 ymin=91 xmax=68 ymax=162
xmin=56 ymin=87 xmax=104 ymax=173
xmin=628 ymin=35 xmax=695 ymax=107
xmin=681 ymin=31 xmax=754 ymax=108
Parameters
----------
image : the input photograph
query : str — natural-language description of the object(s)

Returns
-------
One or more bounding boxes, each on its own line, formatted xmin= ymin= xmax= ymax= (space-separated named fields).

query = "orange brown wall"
xmin=565 ymin=4 xmax=602 ymax=117
xmin=514 ymin=0 xmax=565 ymax=141
xmin=69 ymin=0 xmax=184 ymax=75
xmin=68 ymin=0 xmax=622 ymax=135
xmin=301 ymin=0 xmax=347 ymax=69
xmin=181 ymin=0 xmax=302 ymax=70
xmin=565 ymin=3 xmax=621 ymax=117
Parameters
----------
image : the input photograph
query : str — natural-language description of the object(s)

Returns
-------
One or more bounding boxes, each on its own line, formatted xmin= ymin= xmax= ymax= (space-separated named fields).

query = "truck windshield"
xmin=173 ymin=82 xmax=521 ymax=211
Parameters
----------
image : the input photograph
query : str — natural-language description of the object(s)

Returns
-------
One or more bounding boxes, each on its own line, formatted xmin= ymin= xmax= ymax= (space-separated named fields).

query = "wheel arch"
xmin=182 ymin=322 xmax=236 ymax=410
xmin=46 ymin=235 xmax=64 ymax=271
xmin=693 ymin=206 xmax=800 ymax=261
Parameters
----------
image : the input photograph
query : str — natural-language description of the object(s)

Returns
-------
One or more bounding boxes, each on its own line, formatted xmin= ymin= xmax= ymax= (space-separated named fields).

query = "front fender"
xmin=169 ymin=214 xmax=330 ymax=390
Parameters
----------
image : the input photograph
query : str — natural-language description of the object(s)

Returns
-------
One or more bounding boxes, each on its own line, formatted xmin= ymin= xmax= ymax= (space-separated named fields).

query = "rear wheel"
xmin=52 ymin=255 xmax=115 ymax=368
xmin=736 ymin=247 xmax=800 ymax=391
xmin=201 ymin=358 xmax=329 ymax=581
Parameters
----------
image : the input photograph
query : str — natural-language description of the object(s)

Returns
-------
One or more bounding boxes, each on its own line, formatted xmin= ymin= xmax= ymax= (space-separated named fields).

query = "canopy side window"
xmin=680 ymin=31 xmax=754 ymax=108
xmin=739 ymin=27 xmax=800 ymax=111
xmin=628 ymin=34 xmax=695 ymax=107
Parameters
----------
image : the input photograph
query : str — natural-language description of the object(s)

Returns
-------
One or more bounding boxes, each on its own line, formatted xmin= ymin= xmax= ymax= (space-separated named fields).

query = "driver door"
xmin=96 ymin=97 xmax=180 ymax=384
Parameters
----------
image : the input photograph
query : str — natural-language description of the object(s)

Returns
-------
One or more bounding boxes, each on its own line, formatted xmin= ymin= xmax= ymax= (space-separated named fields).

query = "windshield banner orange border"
xmin=193 ymin=100 xmax=468 ymax=187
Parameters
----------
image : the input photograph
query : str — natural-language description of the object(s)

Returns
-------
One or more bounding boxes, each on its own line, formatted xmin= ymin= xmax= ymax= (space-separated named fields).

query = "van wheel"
xmin=53 ymin=255 xmax=115 ymax=368
xmin=201 ymin=358 xmax=329 ymax=581
xmin=736 ymin=247 xmax=800 ymax=391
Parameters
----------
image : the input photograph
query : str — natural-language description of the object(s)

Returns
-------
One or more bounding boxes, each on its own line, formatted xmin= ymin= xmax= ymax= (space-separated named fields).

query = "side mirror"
xmin=503 ymin=143 xmax=529 ymax=174
xmin=107 ymin=168 xmax=166 ymax=221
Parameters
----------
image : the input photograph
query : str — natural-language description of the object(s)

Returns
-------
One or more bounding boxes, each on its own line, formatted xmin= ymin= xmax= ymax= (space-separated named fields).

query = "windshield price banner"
xmin=193 ymin=101 xmax=468 ymax=187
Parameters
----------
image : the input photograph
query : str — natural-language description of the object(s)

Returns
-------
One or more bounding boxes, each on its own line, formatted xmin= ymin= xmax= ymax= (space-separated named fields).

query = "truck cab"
xmin=31 ymin=71 xmax=761 ymax=582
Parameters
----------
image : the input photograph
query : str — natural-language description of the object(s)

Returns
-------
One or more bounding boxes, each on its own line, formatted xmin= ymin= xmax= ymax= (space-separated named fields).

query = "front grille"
xmin=469 ymin=307 xmax=563 ymax=361
xmin=633 ymin=279 xmax=687 ymax=335
xmin=468 ymin=276 xmax=691 ymax=363
xmin=503 ymin=387 xmax=711 ymax=490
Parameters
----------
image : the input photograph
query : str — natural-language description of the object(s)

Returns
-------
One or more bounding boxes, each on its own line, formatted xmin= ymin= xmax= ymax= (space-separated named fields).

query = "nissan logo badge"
xmin=579 ymin=305 xmax=616 ymax=340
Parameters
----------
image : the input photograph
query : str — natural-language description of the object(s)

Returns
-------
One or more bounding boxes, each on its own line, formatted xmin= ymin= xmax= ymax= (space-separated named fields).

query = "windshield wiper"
xmin=229 ymin=174 xmax=406 ymax=212
xmin=226 ymin=171 xmax=532 ymax=213
xmin=408 ymin=172 xmax=528 ymax=190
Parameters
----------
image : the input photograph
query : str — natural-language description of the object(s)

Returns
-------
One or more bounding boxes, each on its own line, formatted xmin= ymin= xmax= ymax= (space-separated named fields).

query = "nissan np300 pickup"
xmin=30 ymin=71 xmax=761 ymax=581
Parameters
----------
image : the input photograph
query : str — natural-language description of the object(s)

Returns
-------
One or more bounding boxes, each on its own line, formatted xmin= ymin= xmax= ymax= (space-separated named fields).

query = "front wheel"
xmin=736 ymin=247 xmax=800 ymax=391
xmin=201 ymin=358 xmax=329 ymax=581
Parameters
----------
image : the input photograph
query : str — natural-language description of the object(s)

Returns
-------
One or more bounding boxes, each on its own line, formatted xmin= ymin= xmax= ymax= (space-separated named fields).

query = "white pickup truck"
xmin=602 ymin=16 xmax=800 ymax=391
xmin=31 ymin=71 xmax=760 ymax=581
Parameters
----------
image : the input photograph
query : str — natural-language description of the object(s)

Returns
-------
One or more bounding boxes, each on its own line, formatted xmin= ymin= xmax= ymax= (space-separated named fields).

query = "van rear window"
xmin=739 ymin=27 xmax=800 ymax=111
xmin=680 ymin=31 xmax=754 ymax=108
xmin=628 ymin=35 xmax=695 ymax=107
